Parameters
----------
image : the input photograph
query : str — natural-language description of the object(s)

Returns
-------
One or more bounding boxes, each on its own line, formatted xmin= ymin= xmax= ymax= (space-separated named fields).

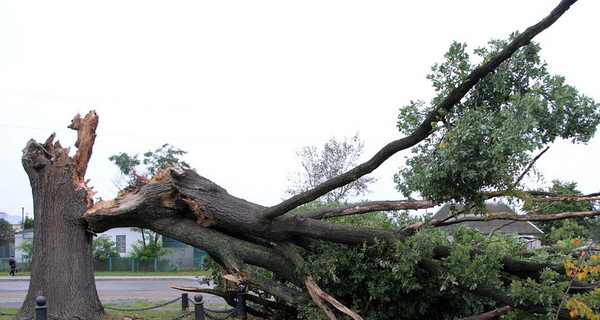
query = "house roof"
xmin=433 ymin=203 xmax=543 ymax=235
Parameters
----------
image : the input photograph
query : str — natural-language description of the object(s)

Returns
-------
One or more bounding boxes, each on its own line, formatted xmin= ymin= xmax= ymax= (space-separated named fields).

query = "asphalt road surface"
xmin=0 ymin=276 xmax=225 ymax=309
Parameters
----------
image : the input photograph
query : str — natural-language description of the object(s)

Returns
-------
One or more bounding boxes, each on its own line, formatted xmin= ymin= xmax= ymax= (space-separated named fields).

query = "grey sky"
xmin=0 ymin=0 xmax=598 ymax=219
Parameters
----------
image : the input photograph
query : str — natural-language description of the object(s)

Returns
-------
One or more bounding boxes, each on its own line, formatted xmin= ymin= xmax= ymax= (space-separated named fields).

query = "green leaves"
xmin=109 ymin=143 xmax=192 ymax=187
xmin=395 ymin=35 xmax=600 ymax=204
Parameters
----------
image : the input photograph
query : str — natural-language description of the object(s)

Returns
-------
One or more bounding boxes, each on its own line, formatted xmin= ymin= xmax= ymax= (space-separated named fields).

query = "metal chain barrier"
xmin=204 ymin=308 xmax=237 ymax=320
xmin=169 ymin=310 xmax=195 ymax=320
xmin=21 ymin=294 xmax=246 ymax=320
xmin=104 ymin=296 xmax=182 ymax=311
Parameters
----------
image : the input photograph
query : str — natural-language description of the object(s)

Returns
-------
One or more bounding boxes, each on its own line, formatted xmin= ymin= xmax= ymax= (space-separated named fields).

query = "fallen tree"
xmin=17 ymin=0 xmax=600 ymax=319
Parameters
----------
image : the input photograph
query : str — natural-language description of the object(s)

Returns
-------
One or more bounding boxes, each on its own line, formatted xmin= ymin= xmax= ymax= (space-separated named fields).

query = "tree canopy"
xmin=395 ymin=36 xmax=600 ymax=205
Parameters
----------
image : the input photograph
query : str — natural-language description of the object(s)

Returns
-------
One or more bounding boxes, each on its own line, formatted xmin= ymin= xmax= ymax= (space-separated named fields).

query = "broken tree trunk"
xmin=18 ymin=111 xmax=105 ymax=319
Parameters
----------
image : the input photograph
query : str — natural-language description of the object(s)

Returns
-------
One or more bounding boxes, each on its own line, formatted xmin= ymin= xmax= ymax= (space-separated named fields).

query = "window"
xmin=115 ymin=235 xmax=126 ymax=253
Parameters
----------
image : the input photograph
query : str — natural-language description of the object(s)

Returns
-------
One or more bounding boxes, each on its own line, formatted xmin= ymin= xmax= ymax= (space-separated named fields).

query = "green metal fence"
xmin=0 ymin=257 xmax=32 ymax=273
xmin=1 ymin=257 xmax=206 ymax=273
xmin=93 ymin=257 xmax=207 ymax=272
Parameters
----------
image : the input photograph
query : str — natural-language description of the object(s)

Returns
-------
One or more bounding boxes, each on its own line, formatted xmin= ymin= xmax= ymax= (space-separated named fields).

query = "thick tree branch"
xmin=262 ymin=0 xmax=578 ymax=220
xmin=432 ymin=210 xmax=600 ymax=227
xmin=295 ymin=200 xmax=435 ymax=219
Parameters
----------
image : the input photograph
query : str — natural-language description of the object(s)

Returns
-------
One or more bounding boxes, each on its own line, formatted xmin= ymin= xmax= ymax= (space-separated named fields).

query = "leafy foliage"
xmin=300 ymin=218 xmax=534 ymax=320
xmin=523 ymin=180 xmax=598 ymax=242
xmin=395 ymin=36 xmax=600 ymax=204
xmin=109 ymin=143 xmax=192 ymax=187
xmin=22 ymin=217 xmax=34 ymax=230
xmin=92 ymin=235 xmax=119 ymax=260
xmin=0 ymin=218 xmax=13 ymax=247
xmin=129 ymin=228 xmax=171 ymax=260
xmin=17 ymin=238 xmax=33 ymax=260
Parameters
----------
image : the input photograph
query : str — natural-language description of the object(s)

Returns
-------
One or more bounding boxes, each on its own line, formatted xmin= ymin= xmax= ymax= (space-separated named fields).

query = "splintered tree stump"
xmin=18 ymin=111 xmax=105 ymax=319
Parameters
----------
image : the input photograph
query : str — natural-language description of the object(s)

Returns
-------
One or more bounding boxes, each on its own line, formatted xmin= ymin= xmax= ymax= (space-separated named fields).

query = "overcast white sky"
xmin=0 ymin=0 xmax=598 ymax=219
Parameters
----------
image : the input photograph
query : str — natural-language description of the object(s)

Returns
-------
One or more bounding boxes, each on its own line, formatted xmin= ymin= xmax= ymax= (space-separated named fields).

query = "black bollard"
xmin=236 ymin=286 xmax=247 ymax=320
xmin=181 ymin=293 xmax=189 ymax=311
xmin=35 ymin=296 xmax=47 ymax=320
xmin=193 ymin=294 xmax=205 ymax=320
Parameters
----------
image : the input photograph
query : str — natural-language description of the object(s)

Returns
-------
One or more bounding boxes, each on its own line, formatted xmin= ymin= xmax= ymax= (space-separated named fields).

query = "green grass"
xmin=0 ymin=299 xmax=265 ymax=320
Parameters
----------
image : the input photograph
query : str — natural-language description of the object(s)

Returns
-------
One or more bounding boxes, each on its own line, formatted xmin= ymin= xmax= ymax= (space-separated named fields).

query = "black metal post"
xmin=181 ymin=293 xmax=189 ymax=311
xmin=193 ymin=294 xmax=205 ymax=320
xmin=35 ymin=296 xmax=47 ymax=320
xmin=236 ymin=286 xmax=247 ymax=320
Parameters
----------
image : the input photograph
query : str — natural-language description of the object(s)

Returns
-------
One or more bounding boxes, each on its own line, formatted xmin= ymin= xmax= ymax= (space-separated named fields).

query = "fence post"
xmin=193 ymin=294 xmax=204 ymax=320
xmin=181 ymin=293 xmax=189 ymax=311
xmin=131 ymin=257 xmax=135 ymax=272
xmin=237 ymin=286 xmax=247 ymax=320
xmin=109 ymin=257 xmax=113 ymax=272
xmin=35 ymin=296 xmax=47 ymax=320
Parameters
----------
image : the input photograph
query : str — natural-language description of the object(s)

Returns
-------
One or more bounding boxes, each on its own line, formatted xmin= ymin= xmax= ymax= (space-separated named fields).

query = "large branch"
xmin=261 ymin=0 xmax=577 ymax=220
xmin=432 ymin=210 xmax=600 ymax=227
xmin=295 ymin=200 xmax=435 ymax=219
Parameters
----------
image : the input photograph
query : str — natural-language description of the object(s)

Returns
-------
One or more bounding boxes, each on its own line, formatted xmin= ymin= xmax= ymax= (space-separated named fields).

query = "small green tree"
xmin=22 ymin=216 xmax=34 ymax=230
xmin=92 ymin=235 xmax=119 ymax=260
xmin=17 ymin=238 xmax=33 ymax=260
xmin=128 ymin=227 xmax=171 ymax=260
xmin=0 ymin=218 xmax=13 ymax=247
xmin=109 ymin=143 xmax=192 ymax=188
xmin=523 ymin=180 xmax=597 ymax=242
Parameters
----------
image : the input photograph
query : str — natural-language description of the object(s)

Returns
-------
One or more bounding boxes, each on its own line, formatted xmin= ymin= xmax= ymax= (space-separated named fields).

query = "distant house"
xmin=433 ymin=203 xmax=543 ymax=248
xmin=100 ymin=228 xmax=206 ymax=267
xmin=12 ymin=227 xmax=206 ymax=268
xmin=100 ymin=228 xmax=144 ymax=256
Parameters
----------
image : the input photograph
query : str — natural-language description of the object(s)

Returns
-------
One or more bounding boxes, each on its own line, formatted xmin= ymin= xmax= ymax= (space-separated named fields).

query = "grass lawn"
xmin=1 ymin=299 xmax=265 ymax=320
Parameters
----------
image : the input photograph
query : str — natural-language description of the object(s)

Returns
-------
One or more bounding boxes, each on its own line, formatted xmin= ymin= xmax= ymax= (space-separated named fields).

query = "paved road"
xmin=0 ymin=276 xmax=225 ymax=309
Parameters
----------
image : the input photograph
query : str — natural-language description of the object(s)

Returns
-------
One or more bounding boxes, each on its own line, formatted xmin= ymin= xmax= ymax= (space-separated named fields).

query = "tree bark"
xmin=18 ymin=111 xmax=105 ymax=319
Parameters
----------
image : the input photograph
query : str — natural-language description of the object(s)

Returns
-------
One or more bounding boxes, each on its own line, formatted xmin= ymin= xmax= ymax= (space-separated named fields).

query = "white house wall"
xmin=100 ymin=228 xmax=144 ymax=257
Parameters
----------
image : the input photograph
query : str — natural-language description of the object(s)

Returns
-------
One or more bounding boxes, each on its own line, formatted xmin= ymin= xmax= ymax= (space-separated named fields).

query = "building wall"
xmin=100 ymin=228 xmax=144 ymax=257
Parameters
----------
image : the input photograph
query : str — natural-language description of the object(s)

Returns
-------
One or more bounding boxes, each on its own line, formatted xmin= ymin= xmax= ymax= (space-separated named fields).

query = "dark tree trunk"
xmin=18 ymin=112 xmax=105 ymax=319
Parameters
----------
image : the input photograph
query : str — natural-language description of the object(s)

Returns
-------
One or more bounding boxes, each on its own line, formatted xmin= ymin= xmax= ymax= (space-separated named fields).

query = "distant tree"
xmin=92 ymin=235 xmax=119 ymax=260
xmin=109 ymin=143 xmax=192 ymax=188
xmin=17 ymin=238 xmax=33 ymax=260
xmin=286 ymin=133 xmax=376 ymax=204
xmin=22 ymin=216 xmax=34 ymax=230
xmin=523 ymin=180 xmax=597 ymax=242
xmin=0 ymin=218 xmax=13 ymax=247
xmin=129 ymin=227 xmax=170 ymax=260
